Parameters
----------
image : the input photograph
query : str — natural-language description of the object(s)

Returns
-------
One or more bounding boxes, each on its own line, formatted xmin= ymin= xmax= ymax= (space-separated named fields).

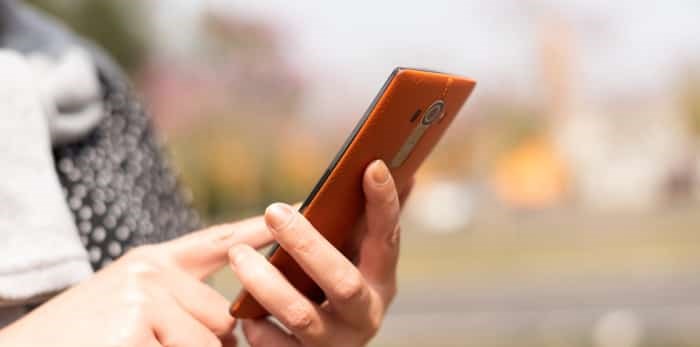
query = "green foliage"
xmin=166 ymin=116 xmax=323 ymax=223
xmin=25 ymin=0 xmax=147 ymax=73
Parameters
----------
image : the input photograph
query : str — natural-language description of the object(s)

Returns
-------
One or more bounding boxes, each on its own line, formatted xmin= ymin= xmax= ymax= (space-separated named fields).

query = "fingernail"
xmin=229 ymin=245 xmax=248 ymax=269
xmin=371 ymin=160 xmax=390 ymax=185
xmin=266 ymin=203 xmax=294 ymax=232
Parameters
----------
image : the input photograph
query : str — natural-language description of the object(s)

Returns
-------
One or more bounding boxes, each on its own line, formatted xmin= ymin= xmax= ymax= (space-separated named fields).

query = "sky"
xmin=151 ymin=0 xmax=700 ymax=118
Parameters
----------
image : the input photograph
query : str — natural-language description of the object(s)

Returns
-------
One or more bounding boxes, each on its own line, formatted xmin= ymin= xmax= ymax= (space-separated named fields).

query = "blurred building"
xmin=490 ymin=14 xmax=694 ymax=211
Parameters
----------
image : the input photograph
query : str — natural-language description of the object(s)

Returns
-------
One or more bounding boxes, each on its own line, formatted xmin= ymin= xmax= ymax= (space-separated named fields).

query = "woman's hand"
xmin=0 ymin=159 xmax=410 ymax=347
xmin=0 ymin=217 xmax=274 ymax=347
xmin=230 ymin=160 xmax=411 ymax=347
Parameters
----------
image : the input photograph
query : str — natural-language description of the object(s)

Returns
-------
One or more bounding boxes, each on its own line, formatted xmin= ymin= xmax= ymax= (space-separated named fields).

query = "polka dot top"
xmin=52 ymin=63 xmax=200 ymax=270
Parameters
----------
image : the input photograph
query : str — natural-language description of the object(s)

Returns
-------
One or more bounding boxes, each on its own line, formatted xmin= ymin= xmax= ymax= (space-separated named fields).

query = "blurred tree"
xmin=199 ymin=10 xmax=303 ymax=110
xmin=25 ymin=0 xmax=148 ymax=73
xmin=144 ymin=10 xmax=308 ymax=222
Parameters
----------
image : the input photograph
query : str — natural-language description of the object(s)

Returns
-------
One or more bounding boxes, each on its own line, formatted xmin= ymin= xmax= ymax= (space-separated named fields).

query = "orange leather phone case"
xmin=230 ymin=67 xmax=476 ymax=318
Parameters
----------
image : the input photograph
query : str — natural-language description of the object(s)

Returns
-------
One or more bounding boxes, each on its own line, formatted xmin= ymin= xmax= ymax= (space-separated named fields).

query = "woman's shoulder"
xmin=2 ymin=1 xmax=201 ymax=270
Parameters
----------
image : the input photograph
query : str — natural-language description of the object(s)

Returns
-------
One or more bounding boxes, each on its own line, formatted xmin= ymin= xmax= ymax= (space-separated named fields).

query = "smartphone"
xmin=230 ymin=67 xmax=476 ymax=318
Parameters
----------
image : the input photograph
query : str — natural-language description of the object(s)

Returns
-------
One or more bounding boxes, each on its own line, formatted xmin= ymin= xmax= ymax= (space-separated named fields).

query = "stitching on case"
xmin=440 ymin=77 xmax=453 ymax=99
xmin=438 ymin=77 xmax=453 ymax=123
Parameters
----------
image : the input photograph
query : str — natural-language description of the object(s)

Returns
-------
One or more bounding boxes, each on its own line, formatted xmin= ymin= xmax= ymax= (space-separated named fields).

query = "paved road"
xmin=376 ymin=273 xmax=700 ymax=346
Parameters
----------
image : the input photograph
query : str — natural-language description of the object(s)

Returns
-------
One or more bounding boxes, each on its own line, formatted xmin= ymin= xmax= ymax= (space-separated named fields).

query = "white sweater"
xmin=0 ymin=47 xmax=102 ymax=322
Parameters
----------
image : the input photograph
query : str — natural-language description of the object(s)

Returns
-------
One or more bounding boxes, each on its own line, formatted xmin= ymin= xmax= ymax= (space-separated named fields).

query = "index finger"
xmin=163 ymin=215 xmax=275 ymax=278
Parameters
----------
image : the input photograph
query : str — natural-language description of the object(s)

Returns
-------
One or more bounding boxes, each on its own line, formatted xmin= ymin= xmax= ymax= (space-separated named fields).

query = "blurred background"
xmin=29 ymin=0 xmax=700 ymax=346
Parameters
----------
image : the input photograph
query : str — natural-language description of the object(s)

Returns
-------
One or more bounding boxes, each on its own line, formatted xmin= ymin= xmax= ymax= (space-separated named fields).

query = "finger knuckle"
xmin=384 ymin=283 xmax=398 ymax=303
xmin=333 ymin=271 xmax=366 ymax=302
xmin=365 ymin=315 xmax=382 ymax=339
xmin=387 ymin=198 xmax=401 ymax=219
xmin=292 ymin=233 xmax=316 ymax=256
xmin=283 ymin=302 xmax=316 ymax=331
xmin=387 ymin=224 xmax=401 ymax=246
xmin=123 ymin=258 xmax=162 ymax=281
xmin=120 ymin=285 xmax=157 ymax=321
xmin=362 ymin=302 xmax=386 ymax=339
xmin=367 ymin=315 xmax=383 ymax=338
xmin=121 ymin=245 xmax=173 ymax=277
xmin=128 ymin=302 xmax=154 ymax=327
xmin=369 ymin=193 xmax=401 ymax=226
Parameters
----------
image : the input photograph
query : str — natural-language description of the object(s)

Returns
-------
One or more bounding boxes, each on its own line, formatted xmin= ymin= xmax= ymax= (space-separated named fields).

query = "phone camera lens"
xmin=422 ymin=100 xmax=445 ymax=125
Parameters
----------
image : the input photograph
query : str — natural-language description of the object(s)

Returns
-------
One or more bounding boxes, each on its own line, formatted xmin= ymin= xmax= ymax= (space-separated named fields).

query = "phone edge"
xmin=264 ymin=66 xmax=402 ymax=257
